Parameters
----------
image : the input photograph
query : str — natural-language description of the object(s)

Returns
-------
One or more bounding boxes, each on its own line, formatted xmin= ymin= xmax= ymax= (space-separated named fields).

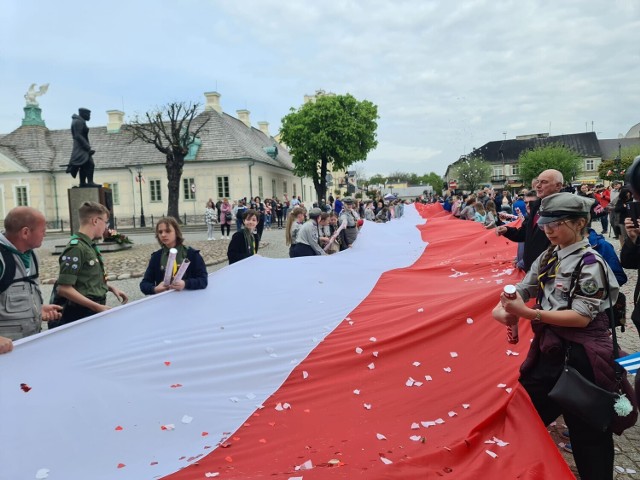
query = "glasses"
xmin=538 ymin=220 xmax=568 ymax=231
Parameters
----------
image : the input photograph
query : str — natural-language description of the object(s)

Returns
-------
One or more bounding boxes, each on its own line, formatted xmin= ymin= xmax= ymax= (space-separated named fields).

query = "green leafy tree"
xmin=457 ymin=157 xmax=491 ymax=192
xmin=597 ymin=145 xmax=640 ymax=181
xmin=280 ymin=94 xmax=378 ymax=202
xmin=518 ymin=144 xmax=582 ymax=185
xmin=126 ymin=102 xmax=209 ymax=220
xmin=422 ymin=172 xmax=444 ymax=191
xmin=368 ymin=174 xmax=387 ymax=186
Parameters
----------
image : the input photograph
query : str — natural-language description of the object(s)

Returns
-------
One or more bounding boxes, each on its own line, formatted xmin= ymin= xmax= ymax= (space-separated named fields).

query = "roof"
xmin=599 ymin=138 xmax=640 ymax=160
xmin=0 ymin=110 xmax=294 ymax=172
xmin=472 ymin=132 xmax=602 ymax=163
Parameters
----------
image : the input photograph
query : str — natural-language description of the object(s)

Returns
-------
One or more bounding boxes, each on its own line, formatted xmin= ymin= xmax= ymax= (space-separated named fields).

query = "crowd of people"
xmin=4 ymin=167 xmax=640 ymax=479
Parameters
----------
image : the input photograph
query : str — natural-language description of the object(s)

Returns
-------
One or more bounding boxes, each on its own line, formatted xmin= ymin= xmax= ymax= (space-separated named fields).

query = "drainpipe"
xmin=50 ymin=173 xmax=60 ymax=228
xmin=248 ymin=161 xmax=255 ymax=198
xmin=128 ymin=167 xmax=137 ymax=219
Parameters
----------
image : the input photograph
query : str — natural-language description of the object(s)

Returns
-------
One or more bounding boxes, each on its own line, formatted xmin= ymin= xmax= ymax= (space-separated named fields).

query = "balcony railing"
xmin=491 ymin=175 xmax=506 ymax=182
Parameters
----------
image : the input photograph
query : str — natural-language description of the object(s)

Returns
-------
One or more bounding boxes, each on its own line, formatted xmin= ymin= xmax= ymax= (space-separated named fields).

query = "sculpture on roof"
xmin=65 ymin=108 xmax=99 ymax=188
xmin=24 ymin=83 xmax=49 ymax=107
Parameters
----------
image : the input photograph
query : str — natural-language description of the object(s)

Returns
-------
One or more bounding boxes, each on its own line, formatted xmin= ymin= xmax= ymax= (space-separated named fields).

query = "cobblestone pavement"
xmin=36 ymin=226 xmax=640 ymax=478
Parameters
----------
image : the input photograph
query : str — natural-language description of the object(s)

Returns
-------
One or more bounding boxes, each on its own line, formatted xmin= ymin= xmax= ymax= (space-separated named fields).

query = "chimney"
xmin=258 ymin=121 xmax=270 ymax=136
xmin=237 ymin=109 xmax=251 ymax=128
xmin=106 ymin=110 xmax=124 ymax=133
xmin=204 ymin=91 xmax=222 ymax=113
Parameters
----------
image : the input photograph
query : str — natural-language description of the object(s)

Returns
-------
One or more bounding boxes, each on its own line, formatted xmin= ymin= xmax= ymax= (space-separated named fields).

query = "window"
xmin=15 ymin=186 xmax=28 ymax=206
xmin=258 ymin=176 xmax=264 ymax=198
xmin=492 ymin=166 xmax=503 ymax=177
xmin=217 ymin=176 xmax=230 ymax=199
xmin=110 ymin=182 xmax=120 ymax=205
xmin=183 ymin=177 xmax=196 ymax=201
xmin=150 ymin=179 xmax=162 ymax=202
xmin=272 ymin=179 xmax=276 ymax=198
xmin=585 ymin=159 xmax=595 ymax=171
xmin=283 ymin=180 xmax=288 ymax=195
xmin=293 ymin=183 xmax=297 ymax=198
xmin=510 ymin=164 xmax=519 ymax=176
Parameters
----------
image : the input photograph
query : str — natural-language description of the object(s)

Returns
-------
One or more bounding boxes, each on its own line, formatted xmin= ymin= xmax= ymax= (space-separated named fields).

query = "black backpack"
xmin=0 ymin=243 xmax=39 ymax=294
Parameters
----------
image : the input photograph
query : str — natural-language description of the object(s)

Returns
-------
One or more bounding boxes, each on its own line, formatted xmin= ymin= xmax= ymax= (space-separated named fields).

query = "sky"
xmin=2 ymin=0 xmax=640 ymax=177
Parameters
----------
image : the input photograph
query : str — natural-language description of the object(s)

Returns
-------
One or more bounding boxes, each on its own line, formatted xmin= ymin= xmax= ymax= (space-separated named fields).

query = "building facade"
xmin=0 ymin=91 xmax=315 ymax=227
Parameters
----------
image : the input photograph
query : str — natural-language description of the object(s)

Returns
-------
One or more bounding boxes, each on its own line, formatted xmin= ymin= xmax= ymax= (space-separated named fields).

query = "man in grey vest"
xmin=0 ymin=207 xmax=62 ymax=340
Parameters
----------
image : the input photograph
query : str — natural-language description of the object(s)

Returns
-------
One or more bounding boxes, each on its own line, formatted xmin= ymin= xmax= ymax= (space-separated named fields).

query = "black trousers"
xmin=290 ymin=243 xmax=317 ymax=257
xmin=519 ymin=343 xmax=614 ymax=480
xmin=220 ymin=224 xmax=230 ymax=236
xmin=49 ymin=297 xmax=106 ymax=329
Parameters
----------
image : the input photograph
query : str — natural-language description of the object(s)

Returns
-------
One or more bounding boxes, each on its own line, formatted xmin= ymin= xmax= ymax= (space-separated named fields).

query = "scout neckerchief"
xmin=242 ymin=228 xmax=255 ymax=255
xmin=160 ymin=244 xmax=188 ymax=276
xmin=535 ymin=244 xmax=588 ymax=307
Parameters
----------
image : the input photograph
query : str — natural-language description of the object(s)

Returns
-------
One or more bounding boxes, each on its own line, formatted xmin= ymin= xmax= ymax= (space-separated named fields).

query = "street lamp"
xmin=135 ymin=164 xmax=146 ymax=228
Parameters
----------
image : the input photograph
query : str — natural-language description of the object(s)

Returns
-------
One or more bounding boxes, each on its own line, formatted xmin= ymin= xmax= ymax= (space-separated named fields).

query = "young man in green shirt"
xmin=54 ymin=201 xmax=128 ymax=327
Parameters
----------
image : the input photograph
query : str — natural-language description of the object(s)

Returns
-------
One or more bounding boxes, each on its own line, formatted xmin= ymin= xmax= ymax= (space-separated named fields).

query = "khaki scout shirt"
xmin=57 ymin=232 xmax=108 ymax=300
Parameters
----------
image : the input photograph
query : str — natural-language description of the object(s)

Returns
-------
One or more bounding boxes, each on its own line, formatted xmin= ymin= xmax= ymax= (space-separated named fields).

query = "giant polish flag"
xmin=0 ymin=204 xmax=574 ymax=480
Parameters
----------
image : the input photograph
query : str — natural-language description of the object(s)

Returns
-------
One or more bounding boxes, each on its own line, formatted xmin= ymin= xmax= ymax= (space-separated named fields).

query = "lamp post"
xmin=135 ymin=164 xmax=146 ymax=228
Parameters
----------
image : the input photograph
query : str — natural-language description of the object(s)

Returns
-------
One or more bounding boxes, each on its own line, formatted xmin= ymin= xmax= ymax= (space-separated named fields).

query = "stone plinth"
xmin=22 ymin=105 xmax=46 ymax=127
xmin=67 ymin=187 xmax=113 ymax=235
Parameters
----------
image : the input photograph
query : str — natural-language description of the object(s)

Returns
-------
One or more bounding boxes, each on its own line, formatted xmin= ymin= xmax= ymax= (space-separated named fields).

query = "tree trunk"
xmin=166 ymin=150 xmax=185 ymax=221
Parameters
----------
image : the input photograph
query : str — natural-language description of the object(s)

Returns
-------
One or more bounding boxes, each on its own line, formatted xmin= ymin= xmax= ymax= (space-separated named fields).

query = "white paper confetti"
xmin=181 ymin=415 xmax=193 ymax=424
xmin=443 ymin=367 xmax=452 ymax=373
xmin=355 ymin=347 xmax=363 ymax=354
xmin=205 ymin=473 xmax=220 ymax=478
xmin=364 ymin=403 xmax=372 ymax=410
xmin=505 ymin=388 xmax=513 ymax=394
xmin=425 ymin=375 xmax=433 ymax=381
xmin=411 ymin=422 xmax=420 ymax=430
xmin=246 ymin=393 xmax=256 ymax=400
xmin=497 ymin=383 xmax=507 ymax=388
xmin=230 ymin=397 xmax=240 ymax=403
xmin=492 ymin=436 xmax=509 ymax=447
xmin=466 ymin=317 xmax=474 ymax=324
xmin=368 ymin=362 xmax=375 ymax=370
xmin=435 ymin=418 xmax=445 ymax=424
xmin=376 ymin=433 xmax=387 ymax=440
xmin=448 ymin=411 xmax=457 ymax=417
xmin=275 ymin=402 xmax=292 ymax=411
xmin=406 ymin=377 xmax=415 ymax=387
xmin=288 ymin=477 xmax=303 ymax=480
xmin=615 ymin=466 xmax=625 ymax=474
xmin=161 ymin=424 xmax=175 ymax=431
xmin=462 ymin=404 xmax=470 ymax=409
xmin=450 ymin=352 xmax=458 ymax=358
xmin=348 ymin=321 xmax=354 ymax=326
xmin=353 ymin=389 xmax=361 ymax=395
xmin=302 ymin=371 xmax=309 ymax=379
xmin=626 ymin=468 xmax=637 ymax=474
xmin=295 ymin=459 xmax=313 ymax=471
xmin=35 ymin=469 xmax=50 ymax=479
xmin=372 ymin=351 xmax=379 ymax=357
xmin=421 ymin=421 xmax=436 ymax=427
xmin=410 ymin=435 xmax=423 ymax=441
xmin=485 ymin=450 xmax=498 ymax=459
xmin=380 ymin=457 xmax=393 ymax=465
xmin=413 ymin=381 xmax=423 ymax=387
xmin=413 ymin=361 xmax=421 ymax=367
xmin=369 ymin=337 xmax=377 ymax=342
xmin=506 ymin=350 xmax=520 ymax=356
xmin=417 ymin=308 xmax=424 ymax=313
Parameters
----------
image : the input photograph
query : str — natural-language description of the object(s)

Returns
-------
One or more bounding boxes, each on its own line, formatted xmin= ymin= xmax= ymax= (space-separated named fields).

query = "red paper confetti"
xmin=19 ymin=383 xmax=31 ymax=393
xmin=117 ymin=463 xmax=126 ymax=468
xmin=115 ymin=426 xmax=123 ymax=431
xmin=164 ymin=361 xmax=171 ymax=366
xmin=232 ymin=436 xmax=240 ymax=441
xmin=170 ymin=384 xmax=183 ymax=388
xmin=201 ymin=432 xmax=209 ymax=437
xmin=268 ymin=422 xmax=276 ymax=426
xmin=259 ymin=438 xmax=267 ymax=443
xmin=225 ymin=456 xmax=233 ymax=463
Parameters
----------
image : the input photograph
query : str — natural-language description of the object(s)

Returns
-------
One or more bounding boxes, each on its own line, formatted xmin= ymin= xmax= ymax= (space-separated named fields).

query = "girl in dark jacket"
xmin=227 ymin=209 xmax=259 ymax=264
xmin=140 ymin=217 xmax=208 ymax=295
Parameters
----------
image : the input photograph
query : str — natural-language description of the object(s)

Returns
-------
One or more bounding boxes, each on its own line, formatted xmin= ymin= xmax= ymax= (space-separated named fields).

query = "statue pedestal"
xmin=67 ymin=187 xmax=114 ymax=235
xmin=22 ymin=105 xmax=46 ymax=127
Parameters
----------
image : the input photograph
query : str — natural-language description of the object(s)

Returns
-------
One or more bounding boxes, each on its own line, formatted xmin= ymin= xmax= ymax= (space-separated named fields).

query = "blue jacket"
xmin=140 ymin=246 xmax=208 ymax=295
xmin=512 ymin=199 xmax=527 ymax=218
xmin=588 ymin=229 xmax=627 ymax=286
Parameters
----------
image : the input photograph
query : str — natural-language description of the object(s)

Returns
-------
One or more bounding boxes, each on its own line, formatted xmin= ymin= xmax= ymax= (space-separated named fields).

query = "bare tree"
xmin=125 ymin=102 xmax=210 ymax=220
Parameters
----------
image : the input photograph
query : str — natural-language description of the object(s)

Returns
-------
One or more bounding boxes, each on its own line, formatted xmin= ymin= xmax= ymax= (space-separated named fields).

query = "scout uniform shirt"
xmin=57 ymin=232 xmax=108 ymax=302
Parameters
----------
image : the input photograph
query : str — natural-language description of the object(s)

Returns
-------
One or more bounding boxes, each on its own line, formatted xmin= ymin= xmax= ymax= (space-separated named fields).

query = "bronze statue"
xmin=66 ymin=108 xmax=99 ymax=187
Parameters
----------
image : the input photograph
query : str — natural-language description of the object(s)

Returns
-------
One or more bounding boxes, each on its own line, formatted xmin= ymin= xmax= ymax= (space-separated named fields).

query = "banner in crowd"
xmin=0 ymin=204 xmax=573 ymax=479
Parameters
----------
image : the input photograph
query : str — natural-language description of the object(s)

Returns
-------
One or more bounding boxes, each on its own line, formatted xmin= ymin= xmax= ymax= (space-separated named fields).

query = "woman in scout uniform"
xmin=285 ymin=206 xmax=306 ymax=258
xmin=339 ymin=197 xmax=359 ymax=248
xmin=227 ymin=209 xmax=259 ymax=264
xmin=55 ymin=202 xmax=128 ymax=326
xmin=140 ymin=217 xmax=208 ymax=294
xmin=492 ymin=192 xmax=622 ymax=480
